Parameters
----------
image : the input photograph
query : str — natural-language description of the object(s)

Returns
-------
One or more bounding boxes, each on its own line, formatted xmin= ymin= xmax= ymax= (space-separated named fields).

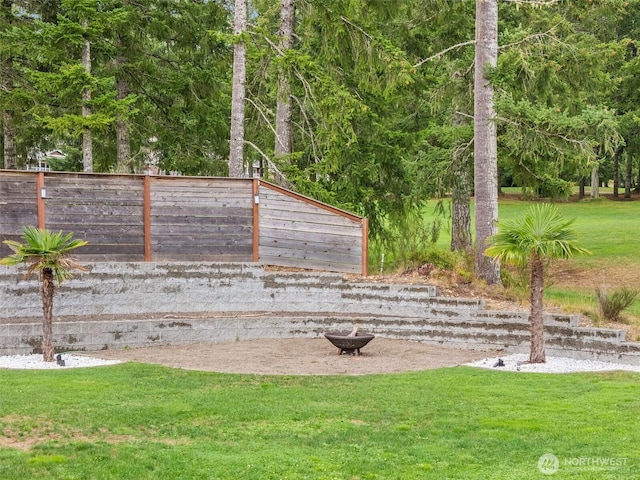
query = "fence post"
xmin=36 ymin=172 xmax=45 ymax=229
xmin=252 ymin=178 xmax=260 ymax=262
xmin=144 ymin=175 xmax=152 ymax=261
xmin=361 ymin=217 xmax=368 ymax=276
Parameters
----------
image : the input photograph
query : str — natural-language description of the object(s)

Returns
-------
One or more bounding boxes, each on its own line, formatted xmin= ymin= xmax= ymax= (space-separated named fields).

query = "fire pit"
xmin=324 ymin=332 xmax=375 ymax=356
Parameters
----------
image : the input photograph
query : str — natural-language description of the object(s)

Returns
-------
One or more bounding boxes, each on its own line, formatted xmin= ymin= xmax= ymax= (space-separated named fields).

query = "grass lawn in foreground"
xmin=0 ymin=363 xmax=639 ymax=479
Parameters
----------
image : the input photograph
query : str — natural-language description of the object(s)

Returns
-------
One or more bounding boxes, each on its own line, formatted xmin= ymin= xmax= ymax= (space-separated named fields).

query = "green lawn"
xmin=1 ymin=363 xmax=639 ymax=479
xmin=426 ymin=196 xmax=640 ymax=264
xmin=417 ymin=195 xmax=640 ymax=320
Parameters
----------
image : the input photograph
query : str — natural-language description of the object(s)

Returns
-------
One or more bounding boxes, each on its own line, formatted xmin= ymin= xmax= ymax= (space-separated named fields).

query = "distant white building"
xmin=26 ymin=149 xmax=67 ymax=171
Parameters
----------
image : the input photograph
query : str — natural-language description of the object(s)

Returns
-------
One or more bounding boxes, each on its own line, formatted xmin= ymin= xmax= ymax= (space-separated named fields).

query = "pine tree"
xmin=473 ymin=0 xmax=501 ymax=284
xmin=229 ymin=0 xmax=247 ymax=177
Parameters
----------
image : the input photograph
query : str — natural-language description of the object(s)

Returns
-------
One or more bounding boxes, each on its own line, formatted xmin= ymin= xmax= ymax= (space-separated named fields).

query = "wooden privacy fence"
xmin=0 ymin=171 xmax=368 ymax=274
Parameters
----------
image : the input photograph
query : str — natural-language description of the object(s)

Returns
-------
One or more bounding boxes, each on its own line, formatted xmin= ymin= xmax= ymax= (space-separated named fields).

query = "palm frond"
xmin=1 ymin=227 xmax=88 ymax=284
xmin=485 ymin=203 xmax=590 ymax=267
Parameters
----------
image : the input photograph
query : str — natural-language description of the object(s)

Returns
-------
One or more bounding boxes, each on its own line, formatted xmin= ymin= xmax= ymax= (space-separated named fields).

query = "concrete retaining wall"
xmin=2 ymin=262 xmax=639 ymax=365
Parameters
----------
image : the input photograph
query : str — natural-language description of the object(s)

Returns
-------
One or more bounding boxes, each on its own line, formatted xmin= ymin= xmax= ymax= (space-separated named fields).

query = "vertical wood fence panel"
xmin=0 ymin=171 xmax=366 ymax=273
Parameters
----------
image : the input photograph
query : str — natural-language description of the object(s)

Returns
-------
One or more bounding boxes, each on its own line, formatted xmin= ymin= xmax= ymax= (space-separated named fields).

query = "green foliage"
xmin=498 ymin=264 xmax=530 ymax=293
xmin=596 ymin=286 xmax=640 ymax=323
xmin=486 ymin=203 xmax=590 ymax=267
xmin=2 ymin=0 xmax=640 ymax=247
xmin=1 ymin=0 xmax=231 ymax=174
xmin=372 ymin=210 xmax=442 ymax=272
xmin=0 ymin=226 xmax=87 ymax=284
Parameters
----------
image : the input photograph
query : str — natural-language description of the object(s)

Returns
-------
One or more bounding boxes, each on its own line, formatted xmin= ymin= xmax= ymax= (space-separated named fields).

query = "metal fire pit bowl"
xmin=324 ymin=332 xmax=375 ymax=356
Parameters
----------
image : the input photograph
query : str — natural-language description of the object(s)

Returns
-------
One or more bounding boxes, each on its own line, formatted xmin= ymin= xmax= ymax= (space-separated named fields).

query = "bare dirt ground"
xmin=87 ymin=338 xmax=501 ymax=375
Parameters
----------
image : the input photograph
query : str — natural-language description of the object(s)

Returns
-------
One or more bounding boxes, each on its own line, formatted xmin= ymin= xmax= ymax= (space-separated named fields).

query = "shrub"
xmin=595 ymin=286 xmax=640 ymax=322
xmin=372 ymin=213 xmax=443 ymax=273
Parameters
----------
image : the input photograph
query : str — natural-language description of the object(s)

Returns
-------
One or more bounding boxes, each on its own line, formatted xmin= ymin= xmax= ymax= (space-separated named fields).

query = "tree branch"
xmin=245 ymin=95 xmax=277 ymax=138
xmin=243 ymin=140 xmax=293 ymax=189
xmin=414 ymin=40 xmax=476 ymax=68
xmin=502 ymin=0 xmax=559 ymax=5
xmin=498 ymin=25 xmax=560 ymax=51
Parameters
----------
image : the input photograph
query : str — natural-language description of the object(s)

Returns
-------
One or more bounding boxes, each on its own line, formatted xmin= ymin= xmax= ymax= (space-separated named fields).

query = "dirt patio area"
xmin=86 ymin=337 xmax=502 ymax=375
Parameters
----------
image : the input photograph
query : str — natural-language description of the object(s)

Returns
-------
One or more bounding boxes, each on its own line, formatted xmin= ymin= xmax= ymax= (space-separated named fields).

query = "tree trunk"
xmin=590 ymin=164 xmax=599 ymax=199
xmin=625 ymin=153 xmax=632 ymax=199
xmin=473 ymin=0 xmax=500 ymax=284
xmin=115 ymin=78 xmax=131 ymax=171
xmin=613 ymin=152 xmax=619 ymax=198
xmin=274 ymin=0 xmax=295 ymax=159
xmin=528 ymin=253 xmax=546 ymax=363
xmin=2 ymin=111 xmax=17 ymax=169
xmin=578 ymin=176 xmax=585 ymax=199
xmin=1 ymin=0 xmax=17 ymax=169
xmin=41 ymin=268 xmax=55 ymax=362
xmin=228 ymin=0 xmax=247 ymax=177
xmin=635 ymin=158 xmax=640 ymax=193
xmin=82 ymin=19 xmax=93 ymax=172
xmin=451 ymin=113 xmax=472 ymax=252
xmin=115 ymin=35 xmax=131 ymax=172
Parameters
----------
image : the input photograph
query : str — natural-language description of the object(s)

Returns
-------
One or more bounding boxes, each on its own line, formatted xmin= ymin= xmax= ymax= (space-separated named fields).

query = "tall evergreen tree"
xmin=474 ymin=0 xmax=500 ymax=284
xmin=274 ymin=0 xmax=294 ymax=160
xmin=1 ymin=0 xmax=17 ymax=168
xmin=229 ymin=0 xmax=247 ymax=177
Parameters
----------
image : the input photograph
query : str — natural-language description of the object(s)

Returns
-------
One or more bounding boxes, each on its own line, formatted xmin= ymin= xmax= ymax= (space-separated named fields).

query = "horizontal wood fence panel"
xmin=258 ymin=254 xmax=357 ymax=273
xmin=0 ymin=172 xmax=366 ymax=274
xmin=150 ymin=177 xmax=254 ymax=261
xmin=258 ymin=183 xmax=363 ymax=274
xmin=260 ymin=198 xmax=359 ymax=225
xmin=150 ymin=224 xmax=253 ymax=236
xmin=0 ymin=173 xmax=39 ymax=256
xmin=260 ymin=244 xmax=359 ymax=265
xmin=151 ymin=232 xmax=253 ymax=246
xmin=260 ymin=219 xmax=362 ymax=237
xmin=259 ymin=233 xmax=360 ymax=250
xmin=43 ymin=174 xmax=145 ymax=260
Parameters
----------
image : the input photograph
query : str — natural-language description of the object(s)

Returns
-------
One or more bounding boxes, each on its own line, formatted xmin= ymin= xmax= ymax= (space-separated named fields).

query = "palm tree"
xmin=485 ymin=204 xmax=589 ymax=363
xmin=1 ymin=227 xmax=87 ymax=361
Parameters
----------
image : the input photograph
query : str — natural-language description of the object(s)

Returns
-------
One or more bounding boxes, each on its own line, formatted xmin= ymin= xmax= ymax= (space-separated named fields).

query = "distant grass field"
xmin=424 ymin=194 xmax=640 ymax=264
xmin=1 ymin=363 xmax=639 ymax=479
xmin=409 ymin=193 xmax=640 ymax=325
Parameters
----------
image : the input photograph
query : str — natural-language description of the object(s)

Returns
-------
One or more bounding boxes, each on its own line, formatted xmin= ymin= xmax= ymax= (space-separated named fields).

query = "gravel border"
xmin=467 ymin=354 xmax=640 ymax=374
xmin=0 ymin=354 xmax=121 ymax=370
xmin=2 ymin=351 xmax=640 ymax=373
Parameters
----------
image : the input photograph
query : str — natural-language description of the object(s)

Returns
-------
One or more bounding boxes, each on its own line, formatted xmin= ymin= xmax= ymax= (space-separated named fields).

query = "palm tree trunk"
xmin=41 ymin=268 xmax=55 ymax=362
xmin=529 ymin=254 xmax=546 ymax=363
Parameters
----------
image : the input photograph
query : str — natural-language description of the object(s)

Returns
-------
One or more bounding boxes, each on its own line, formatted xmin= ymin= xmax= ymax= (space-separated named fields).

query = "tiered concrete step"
xmin=1 ymin=262 xmax=639 ymax=365
xmin=2 ymin=312 xmax=637 ymax=365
